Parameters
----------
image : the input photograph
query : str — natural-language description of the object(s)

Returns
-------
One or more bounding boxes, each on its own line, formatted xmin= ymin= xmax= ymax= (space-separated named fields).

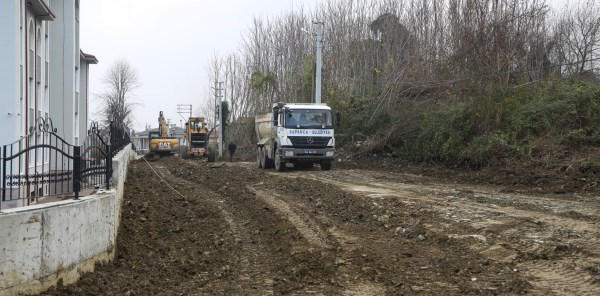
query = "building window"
xmin=44 ymin=24 xmax=49 ymax=88
xmin=36 ymin=26 xmax=41 ymax=132
xmin=28 ymin=21 xmax=34 ymax=131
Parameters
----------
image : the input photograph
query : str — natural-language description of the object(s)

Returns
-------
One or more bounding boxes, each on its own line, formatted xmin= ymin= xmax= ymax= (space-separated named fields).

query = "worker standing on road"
xmin=228 ymin=142 xmax=237 ymax=162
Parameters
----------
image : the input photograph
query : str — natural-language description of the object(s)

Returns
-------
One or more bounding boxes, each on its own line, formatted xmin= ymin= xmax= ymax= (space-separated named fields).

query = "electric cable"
xmin=140 ymin=156 xmax=187 ymax=200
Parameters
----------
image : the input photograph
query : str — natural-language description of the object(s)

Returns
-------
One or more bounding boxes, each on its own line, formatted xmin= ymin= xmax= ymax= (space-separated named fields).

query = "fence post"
xmin=109 ymin=120 xmax=114 ymax=151
xmin=105 ymin=143 xmax=111 ymax=190
xmin=73 ymin=146 xmax=81 ymax=200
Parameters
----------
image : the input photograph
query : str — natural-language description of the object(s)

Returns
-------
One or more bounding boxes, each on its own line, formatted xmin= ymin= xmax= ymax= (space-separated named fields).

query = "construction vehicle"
xmin=256 ymin=102 xmax=335 ymax=171
xmin=181 ymin=117 xmax=215 ymax=161
xmin=146 ymin=111 xmax=179 ymax=161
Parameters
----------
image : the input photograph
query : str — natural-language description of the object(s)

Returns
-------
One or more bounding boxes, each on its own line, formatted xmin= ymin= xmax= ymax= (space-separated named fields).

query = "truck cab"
xmin=256 ymin=102 xmax=335 ymax=171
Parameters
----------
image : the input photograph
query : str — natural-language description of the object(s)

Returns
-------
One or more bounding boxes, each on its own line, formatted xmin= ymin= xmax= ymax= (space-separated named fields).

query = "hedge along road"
xmin=42 ymin=156 xmax=600 ymax=295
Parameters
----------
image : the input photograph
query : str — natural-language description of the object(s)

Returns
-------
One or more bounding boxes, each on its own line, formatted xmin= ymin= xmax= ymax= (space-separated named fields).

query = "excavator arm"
xmin=158 ymin=111 xmax=169 ymax=137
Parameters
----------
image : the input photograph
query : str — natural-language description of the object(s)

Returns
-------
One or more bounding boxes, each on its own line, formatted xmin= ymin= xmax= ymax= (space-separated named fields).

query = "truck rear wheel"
xmin=257 ymin=147 xmax=263 ymax=168
xmin=320 ymin=161 xmax=332 ymax=171
xmin=262 ymin=148 xmax=272 ymax=168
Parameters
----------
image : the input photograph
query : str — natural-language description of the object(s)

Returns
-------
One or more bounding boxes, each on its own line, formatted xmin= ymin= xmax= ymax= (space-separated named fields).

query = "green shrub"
xmin=333 ymin=75 xmax=600 ymax=167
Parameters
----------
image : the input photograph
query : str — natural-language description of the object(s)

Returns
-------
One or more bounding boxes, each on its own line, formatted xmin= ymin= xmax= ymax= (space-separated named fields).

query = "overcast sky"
xmin=81 ymin=0 xmax=573 ymax=132
xmin=81 ymin=0 xmax=320 ymax=131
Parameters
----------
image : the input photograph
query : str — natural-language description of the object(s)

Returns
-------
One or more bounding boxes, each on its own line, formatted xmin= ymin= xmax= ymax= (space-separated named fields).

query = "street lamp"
xmin=301 ymin=21 xmax=324 ymax=104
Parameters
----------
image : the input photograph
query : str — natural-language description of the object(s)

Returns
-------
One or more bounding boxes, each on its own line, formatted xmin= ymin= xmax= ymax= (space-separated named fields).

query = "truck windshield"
xmin=285 ymin=109 xmax=333 ymax=129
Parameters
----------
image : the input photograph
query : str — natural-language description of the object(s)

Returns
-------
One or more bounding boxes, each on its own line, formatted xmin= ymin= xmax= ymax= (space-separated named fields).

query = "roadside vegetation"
xmin=203 ymin=0 xmax=600 ymax=170
xmin=338 ymin=75 xmax=600 ymax=169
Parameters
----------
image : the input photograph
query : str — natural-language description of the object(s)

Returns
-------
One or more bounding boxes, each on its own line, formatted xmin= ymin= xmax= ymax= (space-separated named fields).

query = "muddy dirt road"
xmin=44 ymin=157 xmax=600 ymax=295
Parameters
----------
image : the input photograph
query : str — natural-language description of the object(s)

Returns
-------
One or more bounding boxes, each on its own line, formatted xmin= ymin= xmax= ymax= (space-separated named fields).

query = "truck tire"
xmin=181 ymin=145 xmax=189 ymax=159
xmin=320 ymin=161 xmax=332 ymax=171
xmin=207 ymin=146 xmax=216 ymax=162
xmin=257 ymin=147 xmax=263 ymax=168
xmin=262 ymin=148 xmax=272 ymax=168
xmin=274 ymin=151 xmax=285 ymax=172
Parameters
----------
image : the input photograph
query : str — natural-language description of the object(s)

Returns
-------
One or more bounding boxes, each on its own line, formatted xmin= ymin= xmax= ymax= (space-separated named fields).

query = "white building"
xmin=0 ymin=0 xmax=96 ymax=208
xmin=0 ymin=0 xmax=95 ymax=147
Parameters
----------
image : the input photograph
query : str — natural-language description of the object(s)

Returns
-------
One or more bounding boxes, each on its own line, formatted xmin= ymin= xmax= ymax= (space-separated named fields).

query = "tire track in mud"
xmin=247 ymin=185 xmax=388 ymax=296
xmin=286 ymin=171 xmax=600 ymax=243
xmin=215 ymin=203 xmax=275 ymax=295
xmin=154 ymin=166 xmax=275 ymax=295
xmin=280 ymin=169 xmax=600 ymax=295
xmin=247 ymin=185 xmax=332 ymax=249
xmin=174 ymin=160 xmax=388 ymax=294
xmin=523 ymin=259 xmax=600 ymax=296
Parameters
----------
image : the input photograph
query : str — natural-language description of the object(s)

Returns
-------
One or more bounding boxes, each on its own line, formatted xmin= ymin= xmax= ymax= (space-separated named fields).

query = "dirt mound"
xmin=335 ymin=149 xmax=600 ymax=195
xmin=41 ymin=156 xmax=600 ymax=295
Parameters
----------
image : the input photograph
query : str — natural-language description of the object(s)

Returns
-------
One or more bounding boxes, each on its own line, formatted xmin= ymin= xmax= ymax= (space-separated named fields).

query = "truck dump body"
xmin=255 ymin=113 xmax=274 ymax=145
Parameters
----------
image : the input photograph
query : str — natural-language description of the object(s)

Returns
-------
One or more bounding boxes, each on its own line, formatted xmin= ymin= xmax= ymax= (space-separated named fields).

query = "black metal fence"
xmin=110 ymin=120 xmax=132 ymax=157
xmin=0 ymin=118 xmax=131 ymax=211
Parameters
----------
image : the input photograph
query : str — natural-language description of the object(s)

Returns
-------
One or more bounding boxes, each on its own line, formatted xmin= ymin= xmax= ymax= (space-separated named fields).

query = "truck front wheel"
xmin=274 ymin=151 xmax=286 ymax=172
xmin=320 ymin=161 xmax=332 ymax=171
xmin=207 ymin=145 xmax=216 ymax=162
xmin=181 ymin=145 xmax=189 ymax=159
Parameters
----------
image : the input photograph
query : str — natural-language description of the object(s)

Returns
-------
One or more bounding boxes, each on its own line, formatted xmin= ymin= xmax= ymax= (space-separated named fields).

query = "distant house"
xmin=0 ymin=0 xmax=96 ymax=208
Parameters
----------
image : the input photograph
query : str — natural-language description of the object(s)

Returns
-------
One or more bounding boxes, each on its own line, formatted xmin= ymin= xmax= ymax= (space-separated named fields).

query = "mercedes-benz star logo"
xmin=307 ymin=137 xmax=314 ymax=144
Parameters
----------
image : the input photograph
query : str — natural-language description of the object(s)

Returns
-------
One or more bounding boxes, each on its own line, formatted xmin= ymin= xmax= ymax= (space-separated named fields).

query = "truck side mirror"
xmin=336 ymin=112 xmax=341 ymax=127
xmin=273 ymin=110 xmax=278 ymax=126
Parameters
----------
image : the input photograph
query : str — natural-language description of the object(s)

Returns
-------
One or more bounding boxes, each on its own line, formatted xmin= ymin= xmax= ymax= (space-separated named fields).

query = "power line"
xmin=141 ymin=156 xmax=187 ymax=200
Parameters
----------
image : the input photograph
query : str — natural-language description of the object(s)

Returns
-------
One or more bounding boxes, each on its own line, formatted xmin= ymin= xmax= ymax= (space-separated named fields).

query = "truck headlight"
xmin=284 ymin=151 xmax=295 ymax=157
xmin=326 ymin=151 xmax=334 ymax=157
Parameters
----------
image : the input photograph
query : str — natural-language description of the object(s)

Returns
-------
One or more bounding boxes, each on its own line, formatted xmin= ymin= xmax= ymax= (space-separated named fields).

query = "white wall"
xmin=79 ymin=60 xmax=89 ymax=142
xmin=48 ymin=0 xmax=77 ymax=144
xmin=0 ymin=0 xmax=22 ymax=147
xmin=0 ymin=145 xmax=137 ymax=296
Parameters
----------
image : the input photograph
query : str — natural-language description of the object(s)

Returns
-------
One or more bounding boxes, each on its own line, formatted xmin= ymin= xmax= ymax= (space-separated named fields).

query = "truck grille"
xmin=288 ymin=136 xmax=331 ymax=149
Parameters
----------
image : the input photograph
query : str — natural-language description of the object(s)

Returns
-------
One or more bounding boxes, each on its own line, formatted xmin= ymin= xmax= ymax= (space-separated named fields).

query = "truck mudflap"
xmin=278 ymin=147 xmax=335 ymax=161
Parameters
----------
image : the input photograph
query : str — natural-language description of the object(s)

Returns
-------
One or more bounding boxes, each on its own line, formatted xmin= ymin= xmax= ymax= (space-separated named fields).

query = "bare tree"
xmin=202 ymin=0 xmax=600 ymax=153
xmin=97 ymin=59 xmax=140 ymax=130
xmin=553 ymin=0 xmax=600 ymax=74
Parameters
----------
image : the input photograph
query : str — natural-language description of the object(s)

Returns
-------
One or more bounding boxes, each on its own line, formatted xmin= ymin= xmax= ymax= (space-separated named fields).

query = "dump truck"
xmin=181 ymin=117 xmax=215 ymax=162
xmin=256 ymin=102 xmax=335 ymax=171
xmin=146 ymin=111 xmax=179 ymax=161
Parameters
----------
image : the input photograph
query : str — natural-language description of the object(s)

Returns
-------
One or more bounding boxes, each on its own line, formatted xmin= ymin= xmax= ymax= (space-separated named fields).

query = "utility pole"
xmin=214 ymin=81 xmax=224 ymax=159
xmin=177 ymin=104 xmax=192 ymax=122
xmin=314 ymin=21 xmax=323 ymax=104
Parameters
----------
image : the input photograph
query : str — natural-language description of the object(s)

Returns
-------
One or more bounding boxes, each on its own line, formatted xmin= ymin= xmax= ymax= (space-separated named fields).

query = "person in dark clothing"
xmin=228 ymin=143 xmax=237 ymax=162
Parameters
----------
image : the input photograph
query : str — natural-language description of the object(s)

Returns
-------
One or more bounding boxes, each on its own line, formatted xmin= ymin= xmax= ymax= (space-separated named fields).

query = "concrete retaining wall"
xmin=0 ymin=144 xmax=137 ymax=296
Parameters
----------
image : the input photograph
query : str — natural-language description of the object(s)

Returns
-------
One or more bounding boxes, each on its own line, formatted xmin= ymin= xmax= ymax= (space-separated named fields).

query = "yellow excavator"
xmin=146 ymin=111 xmax=179 ymax=161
